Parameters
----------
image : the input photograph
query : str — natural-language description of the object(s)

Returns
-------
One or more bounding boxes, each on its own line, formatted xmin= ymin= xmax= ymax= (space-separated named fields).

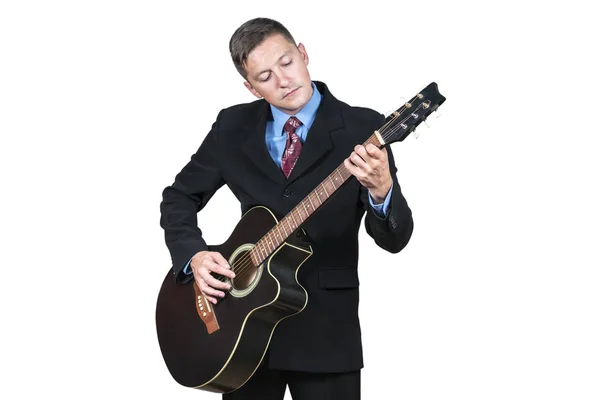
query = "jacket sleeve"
xmin=159 ymin=110 xmax=226 ymax=282
xmin=360 ymin=116 xmax=414 ymax=254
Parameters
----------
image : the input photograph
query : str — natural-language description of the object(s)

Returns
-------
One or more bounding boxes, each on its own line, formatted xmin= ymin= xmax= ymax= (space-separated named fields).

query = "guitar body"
xmin=155 ymin=206 xmax=312 ymax=393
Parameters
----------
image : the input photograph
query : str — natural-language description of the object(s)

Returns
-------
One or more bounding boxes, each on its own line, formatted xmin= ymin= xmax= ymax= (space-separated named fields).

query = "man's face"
xmin=243 ymin=34 xmax=313 ymax=115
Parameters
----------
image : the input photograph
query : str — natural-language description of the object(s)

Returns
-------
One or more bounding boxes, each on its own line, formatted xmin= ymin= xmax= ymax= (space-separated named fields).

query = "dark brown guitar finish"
xmin=155 ymin=206 xmax=312 ymax=393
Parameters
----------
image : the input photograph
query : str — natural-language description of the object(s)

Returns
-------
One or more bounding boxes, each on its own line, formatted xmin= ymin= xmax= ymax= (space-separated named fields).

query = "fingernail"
xmin=226 ymin=285 xmax=231 ymax=290
xmin=231 ymin=273 xmax=236 ymax=278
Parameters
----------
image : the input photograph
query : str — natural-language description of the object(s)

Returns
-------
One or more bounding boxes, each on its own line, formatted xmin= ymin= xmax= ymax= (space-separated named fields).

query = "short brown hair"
xmin=229 ymin=18 xmax=296 ymax=79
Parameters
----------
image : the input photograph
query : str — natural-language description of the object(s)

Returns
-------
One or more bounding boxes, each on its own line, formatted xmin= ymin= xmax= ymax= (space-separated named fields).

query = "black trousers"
xmin=223 ymin=363 xmax=361 ymax=400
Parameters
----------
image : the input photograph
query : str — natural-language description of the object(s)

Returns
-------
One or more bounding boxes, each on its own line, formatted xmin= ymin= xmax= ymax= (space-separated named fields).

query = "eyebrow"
xmin=253 ymin=51 xmax=291 ymax=80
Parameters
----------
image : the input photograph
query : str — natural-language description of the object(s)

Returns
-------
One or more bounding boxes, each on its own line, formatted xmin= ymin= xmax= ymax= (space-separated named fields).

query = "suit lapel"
xmin=241 ymin=102 xmax=287 ymax=186
xmin=286 ymin=82 xmax=344 ymax=185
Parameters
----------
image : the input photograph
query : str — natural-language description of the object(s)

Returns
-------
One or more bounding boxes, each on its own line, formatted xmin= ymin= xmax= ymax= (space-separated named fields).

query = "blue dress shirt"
xmin=183 ymin=82 xmax=392 ymax=274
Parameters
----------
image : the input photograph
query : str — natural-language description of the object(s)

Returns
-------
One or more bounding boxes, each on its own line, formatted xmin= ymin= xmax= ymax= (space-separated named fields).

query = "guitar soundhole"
xmin=232 ymin=251 xmax=256 ymax=290
xmin=229 ymin=247 xmax=262 ymax=295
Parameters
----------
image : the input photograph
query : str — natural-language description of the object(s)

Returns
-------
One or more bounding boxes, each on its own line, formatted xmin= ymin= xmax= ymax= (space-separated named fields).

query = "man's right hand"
xmin=191 ymin=251 xmax=235 ymax=304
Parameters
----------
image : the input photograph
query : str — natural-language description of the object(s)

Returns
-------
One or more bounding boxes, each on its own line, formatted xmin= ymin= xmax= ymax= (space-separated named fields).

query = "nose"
xmin=277 ymin=72 xmax=291 ymax=88
xmin=279 ymin=78 xmax=290 ymax=87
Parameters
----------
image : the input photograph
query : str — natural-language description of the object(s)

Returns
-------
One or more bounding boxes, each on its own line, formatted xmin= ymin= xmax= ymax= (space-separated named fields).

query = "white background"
xmin=1 ymin=1 xmax=599 ymax=399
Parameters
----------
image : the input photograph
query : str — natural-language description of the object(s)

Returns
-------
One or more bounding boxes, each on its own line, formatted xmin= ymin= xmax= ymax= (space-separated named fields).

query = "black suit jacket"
xmin=160 ymin=81 xmax=413 ymax=373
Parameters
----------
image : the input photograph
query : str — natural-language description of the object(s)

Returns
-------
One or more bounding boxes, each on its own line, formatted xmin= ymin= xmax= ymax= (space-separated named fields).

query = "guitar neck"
xmin=249 ymin=133 xmax=382 ymax=267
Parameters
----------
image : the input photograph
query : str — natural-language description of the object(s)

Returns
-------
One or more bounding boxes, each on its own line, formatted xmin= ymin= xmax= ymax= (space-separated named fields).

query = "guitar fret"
xmin=294 ymin=205 xmax=301 ymax=221
xmin=301 ymin=200 xmax=309 ymax=217
xmin=291 ymin=212 xmax=298 ymax=228
xmin=254 ymin=249 xmax=260 ymax=266
xmin=328 ymin=174 xmax=336 ymax=189
xmin=259 ymin=242 xmax=267 ymax=261
xmin=322 ymin=183 xmax=329 ymax=197
xmin=315 ymin=190 xmax=323 ymax=204
xmin=308 ymin=194 xmax=315 ymax=210
xmin=286 ymin=216 xmax=293 ymax=233
xmin=268 ymin=231 xmax=274 ymax=251
xmin=296 ymin=207 xmax=304 ymax=223
xmin=337 ymin=168 xmax=344 ymax=182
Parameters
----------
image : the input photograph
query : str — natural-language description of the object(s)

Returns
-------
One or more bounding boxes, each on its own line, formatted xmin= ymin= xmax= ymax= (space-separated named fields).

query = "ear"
xmin=244 ymin=81 xmax=263 ymax=99
xmin=297 ymin=43 xmax=309 ymax=66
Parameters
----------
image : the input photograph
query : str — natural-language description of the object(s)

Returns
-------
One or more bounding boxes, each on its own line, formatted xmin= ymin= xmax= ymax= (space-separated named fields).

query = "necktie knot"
xmin=284 ymin=116 xmax=302 ymax=133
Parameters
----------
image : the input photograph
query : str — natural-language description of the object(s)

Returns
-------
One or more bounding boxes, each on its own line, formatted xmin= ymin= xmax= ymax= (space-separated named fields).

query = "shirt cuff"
xmin=368 ymin=185 xmax=393 ymax=217
xmin=183 ymin=257 xmax=193 ymax=275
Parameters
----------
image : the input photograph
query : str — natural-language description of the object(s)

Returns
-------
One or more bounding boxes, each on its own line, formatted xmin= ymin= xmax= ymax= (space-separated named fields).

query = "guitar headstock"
xmin=376 ymin=82 xmax=446 ymax=145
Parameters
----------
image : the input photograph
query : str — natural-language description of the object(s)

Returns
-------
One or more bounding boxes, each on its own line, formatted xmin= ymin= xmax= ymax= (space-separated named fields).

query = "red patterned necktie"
xmin=281 ymin=116 xmax=303 ymax=178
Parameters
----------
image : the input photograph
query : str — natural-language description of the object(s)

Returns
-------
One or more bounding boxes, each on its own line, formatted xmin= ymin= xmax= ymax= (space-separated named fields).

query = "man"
xmin=159 ymin=17 xmax=413 ymax=400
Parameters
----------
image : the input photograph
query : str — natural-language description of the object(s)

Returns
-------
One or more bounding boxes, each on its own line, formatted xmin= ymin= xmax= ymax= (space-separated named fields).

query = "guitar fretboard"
xmin=249 ymin=133 xmax=382 ymax=267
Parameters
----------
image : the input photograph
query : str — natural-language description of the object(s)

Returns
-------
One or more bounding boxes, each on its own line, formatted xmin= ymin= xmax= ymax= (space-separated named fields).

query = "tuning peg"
xmin=416 ymin=111 xmax=443 ymax=139
xmin=423 ymin=110 xmax=443 ymax=129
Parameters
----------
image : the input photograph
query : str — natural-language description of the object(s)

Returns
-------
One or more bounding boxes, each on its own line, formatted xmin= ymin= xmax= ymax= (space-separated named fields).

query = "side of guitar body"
xmin=155 ymin=206 xmax=312 ymax=393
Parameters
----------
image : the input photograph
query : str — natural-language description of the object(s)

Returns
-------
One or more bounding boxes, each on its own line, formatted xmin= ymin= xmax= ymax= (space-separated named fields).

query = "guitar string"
xmin=215 ymin=101 xmax=424 ymax=288
xmin=209 ymin=100 xmax=426 ymax=291
xmin=220 ymin=102 xmax=425 ymax=288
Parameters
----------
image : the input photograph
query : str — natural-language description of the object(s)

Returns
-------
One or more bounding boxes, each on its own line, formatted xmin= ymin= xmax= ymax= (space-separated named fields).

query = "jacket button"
xmin=284 ymin=189 xmax=291 ymax=198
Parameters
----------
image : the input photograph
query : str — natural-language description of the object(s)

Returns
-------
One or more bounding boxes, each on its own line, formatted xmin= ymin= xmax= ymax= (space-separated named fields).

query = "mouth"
xmin=283 ymin=87 xmax=300 ymax=99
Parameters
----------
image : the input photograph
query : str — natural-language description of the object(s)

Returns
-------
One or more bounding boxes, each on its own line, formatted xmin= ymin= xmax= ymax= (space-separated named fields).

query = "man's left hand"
xmin=344 ymin=144 xmax=393 ymax=203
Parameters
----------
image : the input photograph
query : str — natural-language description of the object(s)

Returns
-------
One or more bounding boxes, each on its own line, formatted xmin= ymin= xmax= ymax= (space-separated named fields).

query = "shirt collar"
xmin=270 ymin=81 xmax=322 ymax=135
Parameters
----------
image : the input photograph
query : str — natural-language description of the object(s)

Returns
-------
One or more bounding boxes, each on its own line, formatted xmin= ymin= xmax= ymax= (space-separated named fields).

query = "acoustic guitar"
xmin=155 ymin=82 xmax=446 ymax=393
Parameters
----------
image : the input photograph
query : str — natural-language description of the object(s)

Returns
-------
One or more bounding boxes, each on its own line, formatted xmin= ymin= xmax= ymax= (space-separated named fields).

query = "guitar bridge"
xmin=193 ymin=282 xmax=220 ymax=334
